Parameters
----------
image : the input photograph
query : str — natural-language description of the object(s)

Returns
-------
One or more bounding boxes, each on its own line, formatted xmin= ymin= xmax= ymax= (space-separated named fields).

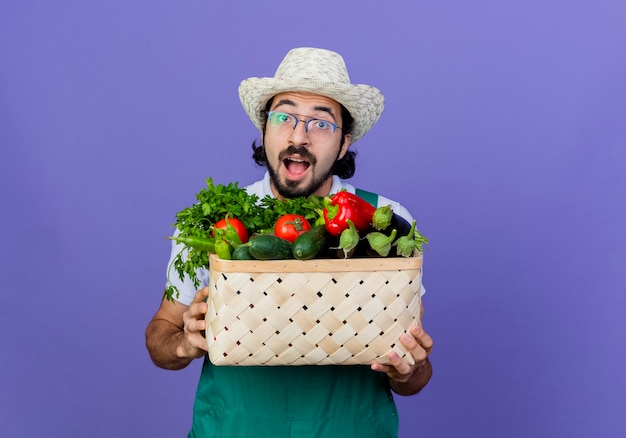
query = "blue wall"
xmin=1 ymin=1 xmax=625 ymax=437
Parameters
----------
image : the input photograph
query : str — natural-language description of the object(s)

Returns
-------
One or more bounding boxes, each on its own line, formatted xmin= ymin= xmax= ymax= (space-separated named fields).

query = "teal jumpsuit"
xmin=188 ymin=357 xmax=399 ymax=437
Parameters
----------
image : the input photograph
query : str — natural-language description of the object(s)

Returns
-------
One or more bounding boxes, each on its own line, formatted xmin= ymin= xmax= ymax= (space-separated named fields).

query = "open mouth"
xmin=279 ymin=145 xmax=316 ymax=180
xmin=283 ymin=157 xmax=311 ymax=178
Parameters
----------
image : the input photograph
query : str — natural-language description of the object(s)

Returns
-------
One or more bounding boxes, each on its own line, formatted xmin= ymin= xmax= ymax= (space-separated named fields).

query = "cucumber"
xmin=247 ymin=235 xmax=293 ymax=260
xmin=292 ymin=225 xmax=329 ymax=260
xmin=232 ymin=244 xmax=254 ymax=260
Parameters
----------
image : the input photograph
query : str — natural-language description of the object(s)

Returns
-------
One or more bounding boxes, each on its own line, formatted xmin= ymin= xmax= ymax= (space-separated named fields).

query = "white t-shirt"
xmin=166 ymin=172 xmax=423 ymax=306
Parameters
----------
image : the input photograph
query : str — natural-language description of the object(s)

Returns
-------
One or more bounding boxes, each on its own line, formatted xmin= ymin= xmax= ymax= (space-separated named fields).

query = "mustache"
xmin=279 ymin=145 xmax=316 ymax=165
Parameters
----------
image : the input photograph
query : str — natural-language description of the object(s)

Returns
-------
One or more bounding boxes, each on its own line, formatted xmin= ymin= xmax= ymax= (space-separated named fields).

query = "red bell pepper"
xmin=323 ymin=190 xmax=376 ymax=236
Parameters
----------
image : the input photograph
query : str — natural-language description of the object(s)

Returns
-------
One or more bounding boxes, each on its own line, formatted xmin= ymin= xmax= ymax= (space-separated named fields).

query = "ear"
xmin=337 ymin=134 xmax=352 ymax=160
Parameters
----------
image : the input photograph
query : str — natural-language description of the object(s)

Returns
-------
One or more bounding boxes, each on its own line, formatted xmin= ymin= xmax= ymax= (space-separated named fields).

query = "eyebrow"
xmin=272 ymin=99 xmax=338 ymax=122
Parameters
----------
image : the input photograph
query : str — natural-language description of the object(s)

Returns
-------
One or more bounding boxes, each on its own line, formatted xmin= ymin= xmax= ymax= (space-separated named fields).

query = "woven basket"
xmin=206 ymin=253 xmax=422 ymax=366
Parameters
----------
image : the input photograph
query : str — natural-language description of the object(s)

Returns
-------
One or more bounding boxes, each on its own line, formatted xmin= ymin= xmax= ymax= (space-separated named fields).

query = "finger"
xmin=184 ymin=322 xmax=209 ymax=353
xmin=371 ymin=362 xmax=401 ymax=378
xmin=194 ymin=318 xmax=206 ymax=332
xmin=400 ymin=332 xmax=418 ymax=350
xmin=387 ymin=351 xmax=412 ymax=376
xmin=188 ymin=288 xmax=209 ymax=318
xmin=183 ymin=312 xmax=206 ymax=332
xmin=410 ymin=325 xmax=433 ymax=352
xmin=370 ymin=363 xmax=391 ymax=374
xmin=190 ymin=300 xmax=208 ymax=318
xmin=193 ymin=286 xmax=209 ymax=303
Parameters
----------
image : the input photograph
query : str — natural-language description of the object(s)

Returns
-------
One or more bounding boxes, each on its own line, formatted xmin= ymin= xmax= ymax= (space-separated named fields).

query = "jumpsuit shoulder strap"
xmin=355 ymin=188 xmax=379 ymax=208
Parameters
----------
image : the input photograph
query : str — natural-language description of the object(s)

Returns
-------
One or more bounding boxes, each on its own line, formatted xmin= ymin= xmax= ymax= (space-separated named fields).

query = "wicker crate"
xmin=206 ymin=253 xmax=423 ymax=366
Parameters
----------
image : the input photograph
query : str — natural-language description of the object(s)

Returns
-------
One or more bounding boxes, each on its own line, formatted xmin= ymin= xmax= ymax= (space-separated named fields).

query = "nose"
xmin=288 ymin=118 xmax=310 ymax=146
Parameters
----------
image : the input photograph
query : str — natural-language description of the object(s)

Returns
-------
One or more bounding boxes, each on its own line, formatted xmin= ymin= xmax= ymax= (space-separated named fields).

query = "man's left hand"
xmin=371 ymin=324 xmax=434 ymax=395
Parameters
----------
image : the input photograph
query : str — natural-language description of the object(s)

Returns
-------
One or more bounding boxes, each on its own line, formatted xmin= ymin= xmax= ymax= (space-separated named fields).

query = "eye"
xmin=269 ymin=112 xmax=292 ymax=125
xmin=313 ymin=119 xmax=333 ymax=131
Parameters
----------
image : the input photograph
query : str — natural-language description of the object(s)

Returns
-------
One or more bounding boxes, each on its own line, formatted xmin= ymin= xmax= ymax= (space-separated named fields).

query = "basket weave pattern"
xmin=207 ymin=255 xmax=422 ymax=366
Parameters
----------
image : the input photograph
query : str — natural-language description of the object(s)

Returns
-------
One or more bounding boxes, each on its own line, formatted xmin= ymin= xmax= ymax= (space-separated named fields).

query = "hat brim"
xmin=238 ymin=77 xmax=384 ymax=145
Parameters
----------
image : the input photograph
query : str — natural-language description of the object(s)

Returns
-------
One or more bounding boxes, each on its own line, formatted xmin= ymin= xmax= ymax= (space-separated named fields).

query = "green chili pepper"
xmin=224 ymin=223 xmax=242 ymax=246
xmin=167 ymin=235 xmax=216 ymax=253
xmin=214 ymin=238 xmax=232 ymax=260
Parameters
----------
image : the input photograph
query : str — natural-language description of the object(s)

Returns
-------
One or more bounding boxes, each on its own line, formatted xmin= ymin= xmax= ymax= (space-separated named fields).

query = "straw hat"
xmin=238 ymin=47 xmax=384 ymax=144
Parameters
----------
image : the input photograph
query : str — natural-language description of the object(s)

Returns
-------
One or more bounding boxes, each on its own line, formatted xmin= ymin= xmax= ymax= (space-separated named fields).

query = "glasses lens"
xmin=267 ymin=111 xmax=338 ymax=138
xmin=308 ymin=119 xmax=336 ymax=135
xmin=268 ymin=111 xmax=294 ymax=128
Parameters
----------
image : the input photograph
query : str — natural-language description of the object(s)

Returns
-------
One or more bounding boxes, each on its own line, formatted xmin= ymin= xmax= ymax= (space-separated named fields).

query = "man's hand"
xmin=145 ymin=287 xmax=209 ymax=370
xmin=371 ymin=320 xmax=434 ymax=396
xmin=178 ymin=287 xmax=210 ymax=360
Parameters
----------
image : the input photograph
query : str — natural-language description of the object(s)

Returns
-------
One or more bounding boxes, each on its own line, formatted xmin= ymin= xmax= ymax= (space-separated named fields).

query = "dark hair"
xmin=251 ymin=98 xmax=357 ymax=179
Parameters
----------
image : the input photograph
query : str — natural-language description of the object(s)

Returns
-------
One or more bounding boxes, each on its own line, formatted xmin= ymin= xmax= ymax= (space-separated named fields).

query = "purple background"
xmin=2 ymin=2 xmax=625 ymax=437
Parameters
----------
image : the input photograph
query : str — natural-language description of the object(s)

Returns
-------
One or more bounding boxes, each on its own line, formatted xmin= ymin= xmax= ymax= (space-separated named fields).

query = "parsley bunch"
xmin=164 ymin=178 xmax=325 ymax=301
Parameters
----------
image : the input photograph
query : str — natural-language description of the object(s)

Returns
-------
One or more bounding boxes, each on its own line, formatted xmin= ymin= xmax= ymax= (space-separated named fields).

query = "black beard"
xmin=278 ymin=145 xmax=317 ymax=165
xmin=269 ymin=146 xmax=331 ymax=198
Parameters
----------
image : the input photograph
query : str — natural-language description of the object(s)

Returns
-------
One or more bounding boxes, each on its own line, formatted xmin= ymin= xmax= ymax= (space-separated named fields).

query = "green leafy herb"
xmin=163 ymin=179 xmax=324 ymax=301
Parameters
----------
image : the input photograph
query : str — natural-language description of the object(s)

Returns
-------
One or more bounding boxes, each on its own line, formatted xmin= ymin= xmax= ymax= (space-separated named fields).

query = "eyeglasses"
xmin=266 ymin=111 xmax=342 ymax=139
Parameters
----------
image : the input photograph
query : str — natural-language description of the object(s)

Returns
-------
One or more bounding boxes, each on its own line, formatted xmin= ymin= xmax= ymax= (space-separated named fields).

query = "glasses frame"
xmin=266 ymin=111 xmax=342 ymax=135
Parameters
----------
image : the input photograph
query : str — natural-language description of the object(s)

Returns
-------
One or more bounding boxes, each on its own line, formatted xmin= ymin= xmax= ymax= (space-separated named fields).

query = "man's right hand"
xmin=178 ymin=287 xmax=210 ymax=360
xmin=145 ymin=287 xmax=209 ymax=370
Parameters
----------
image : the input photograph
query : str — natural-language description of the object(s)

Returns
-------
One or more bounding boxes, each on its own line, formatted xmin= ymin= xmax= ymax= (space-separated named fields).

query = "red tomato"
xmin=213 ymin=217 xmax=249 ymax=244
xmin=274 ymin=214 xmax=311 ymax=243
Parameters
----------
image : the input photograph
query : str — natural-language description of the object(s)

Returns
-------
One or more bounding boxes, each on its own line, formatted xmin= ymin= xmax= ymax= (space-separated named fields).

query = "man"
xmin=146 ymin=47 xmax=433 ymax=437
